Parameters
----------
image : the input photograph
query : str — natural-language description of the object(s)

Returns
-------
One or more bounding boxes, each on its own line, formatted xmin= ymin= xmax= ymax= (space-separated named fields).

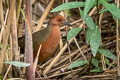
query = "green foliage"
xmin=99 ymin=8 xmax=108 ymax=14
xmin=68 ymin=60 xmax=87 ymax=69
xmin=51 ymin=2 xmax=85 ymax=12
xmin=90 ymin=57 xmax=102 ymax=73
xmin=0 ymin=76 xmax=2 ymax=80
xmin=0 ymin=43 xmax=2 ymax=49
xmin=87 ymin=26 xmax=101 ymax=56
xmin=92 ymin=57 xmax=99 ymax=68
xmin=80 ymin=10 xmax=95 ymax=30
xmin=98 ymin=48 xmax=116 ymax=60
xmin=5 ymin=61 xmax=30 ymax=67
xmin=91 ymin=57 xmax=103 ymax=73
xmin=86 ymin=29 xmax=91 ymax=43
xmin=51 ymin=0 xmax=112 ymax=13
xmin=80 ymin=10 xmax=101 ymax=56
xmin=65 ymin=10 xmax=71 ymax=17
xmin=84 ymin=0 xmax=95 ymax=17
xmin=105 ymin=58 xmax=115 ymax=67
xmin=105 ymin=58 xmax=111 ymax=66
xmin=51 ymin=0 xmax=117 ymax=73
xmin=67 ymin=28 xmax=82 ymax=41
xmin=89 ymin=26 xmax=101 ymax=56
xmin=90 ymin=67 xmax=102 ymax=73
xmin=20 ymin=9 xmax=26 ymax=21
xmin=101 ymin=0 xmax=120 ymax=20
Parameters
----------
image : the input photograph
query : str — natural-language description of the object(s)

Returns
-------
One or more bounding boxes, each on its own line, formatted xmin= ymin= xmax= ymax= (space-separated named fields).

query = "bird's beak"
xmin=43 ymin=21 xmax=49 ymax=24
xmin=63 ymin=21 xmax=71 ymax=26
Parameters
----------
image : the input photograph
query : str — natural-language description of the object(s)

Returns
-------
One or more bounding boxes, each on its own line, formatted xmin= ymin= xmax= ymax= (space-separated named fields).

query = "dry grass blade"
xmin=81 ymin=74 xmax=115 ymax=79
xmin=0 ymin=0 xmax=4 ymax=25
xmin=33 ymin=45 xmax=42 ymax=72
xmin=7 ymin=78 xmax=25 ymax=80
xmin=16 ymin=0 xmax=23 ymax=38
xmin=0 ymin=0 xmax=16 ymax=73
xmin=43 ymin=66 xmax=85 ymax=79
xmin=0 ymin=9 xmax=9 ymax=43
xmin=116 ymin=0 xmax=120 ymax=76
xmin=35 ymin=0 xmax=55 ymax=32
xmin=3 ymin=65 xmax=12 ymax=80
xmin=11 ymin=2 xmax=19 ymax=61
xmin=16 ymin=0 xmax=23 ymax=24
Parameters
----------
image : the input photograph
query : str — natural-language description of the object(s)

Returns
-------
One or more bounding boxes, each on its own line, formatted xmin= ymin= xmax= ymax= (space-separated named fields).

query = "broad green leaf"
xmin=68 ymin=60 xmax=87 ymax=69
xmin=101 ymin=0 xmax=120 ymax=20
xmin=90 ymin=26 xmax=101 ymax=56
xmin=80 ymin=10 xmax=101 ymax=56
xmin=51 ymin=2 xmax=85 ymax=12
xmin=67 ymin=28 xmax=82 ymax=41
xmin=51 ymin=0 xmax=112 ymax=12
xmin=98 ymin=48 xmax=116 ymax=60
xmin=84 ymin=0 xmax=95 ymax=17
xmin=90 ymin=67 xmax=102 ymax=72
xmin=92 ymin=57 xmax=99 ymax=67
xmin=5 ymin=61 xmax=30 ymax=67
xmin=80 ymin=10 xmax=95 ymax=30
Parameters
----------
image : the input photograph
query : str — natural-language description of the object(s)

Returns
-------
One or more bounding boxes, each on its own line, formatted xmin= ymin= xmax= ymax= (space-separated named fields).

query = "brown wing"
xmin=18 ymin=24 xmax=51 ymax=53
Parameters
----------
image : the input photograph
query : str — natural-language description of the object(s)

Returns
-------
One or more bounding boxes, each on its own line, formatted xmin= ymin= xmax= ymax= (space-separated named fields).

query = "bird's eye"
xmin=58 ymin=19 xmax=62 ymax=22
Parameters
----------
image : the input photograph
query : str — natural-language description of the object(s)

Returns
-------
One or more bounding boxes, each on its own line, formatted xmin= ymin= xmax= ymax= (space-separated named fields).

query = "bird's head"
xmin=50 ymin=15 xmax=71 ymax=26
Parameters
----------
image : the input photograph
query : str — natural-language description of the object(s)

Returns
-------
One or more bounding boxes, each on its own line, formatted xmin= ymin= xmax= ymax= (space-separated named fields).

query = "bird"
xmin=18 ymin=15 xmax=71 ymax=63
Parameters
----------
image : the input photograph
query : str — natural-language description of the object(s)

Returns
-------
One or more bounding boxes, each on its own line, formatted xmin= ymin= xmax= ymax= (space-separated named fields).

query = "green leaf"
xmin=20 ymin=9 xmax=27 ymax=21
xmin=105 ymin=58 xmax=115 ymax=67
xmin=68 ymin=60 xmax=87 ymax=69
xmin=84 ymin=0 xmax=95 ymax=17
xmin=98 ymin=0 xmax=112 ymax=4
xmin=90 ymin=67 xmax=102 ymax=72
xmin=51 ymin=2 xmax=85 ymax=12
xmin=67 ymin=28 xmax=82 ymax=41
xmin=86 ymin=29 xmax=91 ymax=43
xmin=65 ymin=10 xmax=71 ymax=17
xmin=101 ymin=0 xmax=120 ymax=20
xmin=80 ymin=10 xmax=95 ymax=30
xmin=89 ymin=26 xmax=101 ymax=56
xmin=99 ymin=8 xmax=108 ymax=14
xmin=80 ymin=10 xmax=101 ymax=56
xmin=5 ymin=61 xmax=30 ymax=67
xmin=0 ymin=76 xmax=2 ymax=80
xmin=98 ymin=48 xmax=116 ymax=60
xmin=91 ymin=57 xmax=99 ymax=67
xmin=0 ymin=43 xmax=2 ymax=49
xmin=51 ymin=0 xmax=112 ymax=13
xmin=105 ymin=58 xmax=110 ymax=65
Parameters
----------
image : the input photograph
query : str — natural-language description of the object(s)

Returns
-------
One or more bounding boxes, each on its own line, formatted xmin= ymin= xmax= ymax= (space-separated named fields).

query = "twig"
xmin=35 ymin=0 xmax=55 ymax=32
xmin=3 ymin=65 xmax=12 ymax=80
xmin=116 ymin=0 xmax=120 ymax=76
